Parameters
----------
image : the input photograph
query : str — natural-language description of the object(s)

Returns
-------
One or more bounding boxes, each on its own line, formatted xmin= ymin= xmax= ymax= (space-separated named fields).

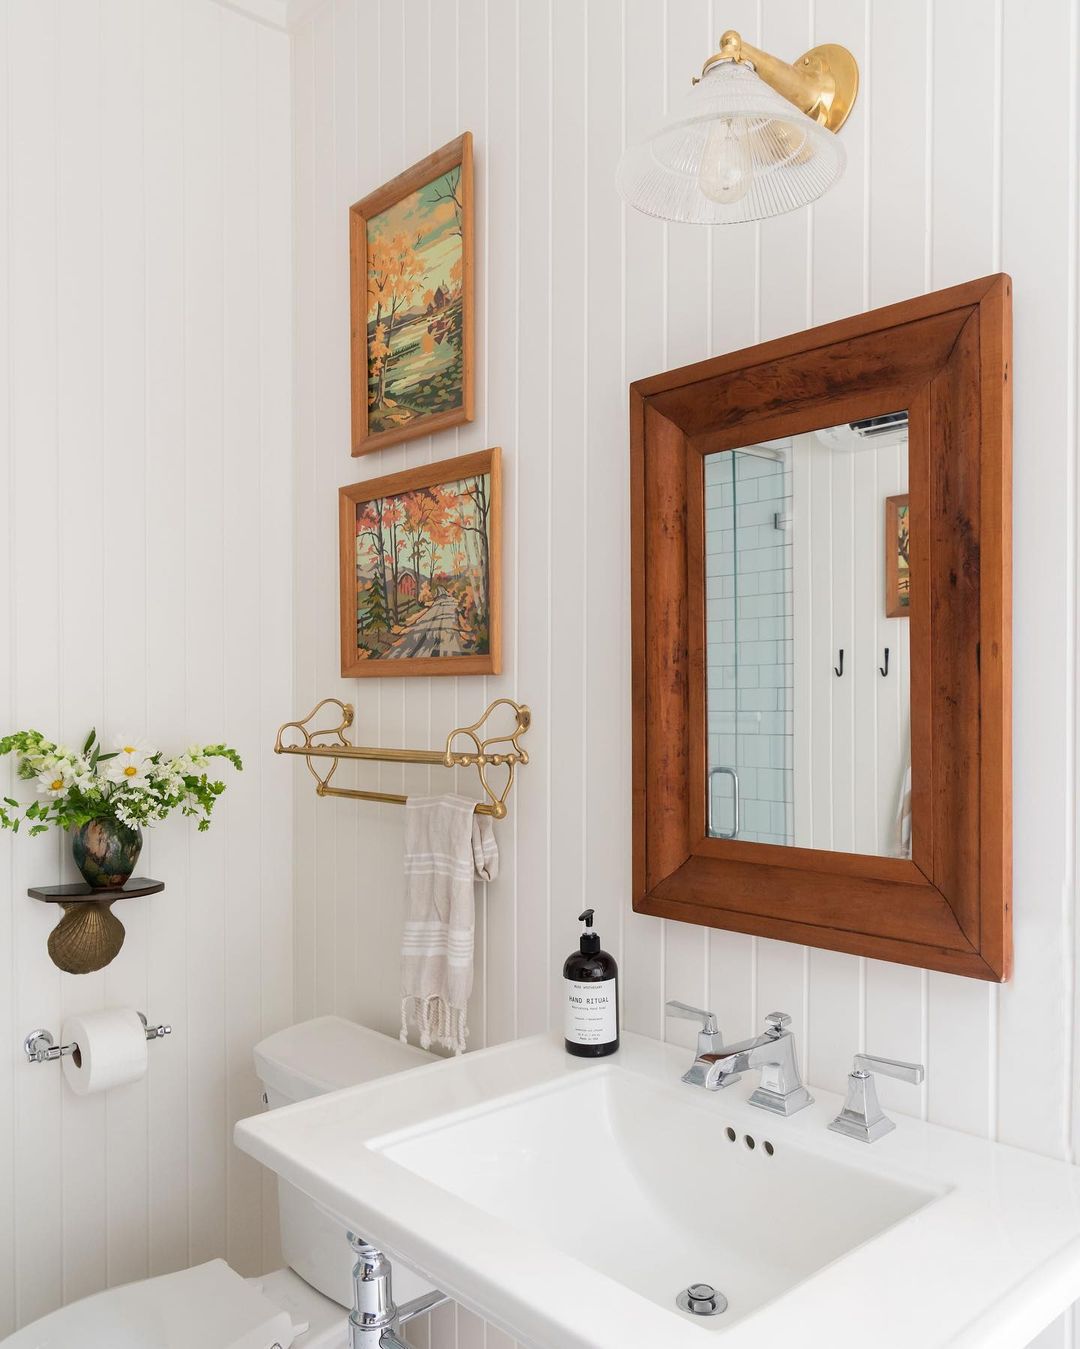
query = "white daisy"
xmin=36 ymin=763 xmax=72 ymax=798
xmin=106 ymin=754 xmax=150 ymax=788
xmin=105 ymin=735 xmax=156 ymax=788
xmin=111 ymin=735 xmax=156 ymax=762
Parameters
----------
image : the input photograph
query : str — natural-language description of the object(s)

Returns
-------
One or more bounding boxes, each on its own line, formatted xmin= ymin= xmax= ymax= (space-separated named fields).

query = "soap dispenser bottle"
xmin=563 ymin=909 xmax=619 ymax=1057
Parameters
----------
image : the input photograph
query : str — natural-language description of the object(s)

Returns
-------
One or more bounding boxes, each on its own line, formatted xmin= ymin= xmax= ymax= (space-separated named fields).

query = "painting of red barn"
xmin=349 ymin=133 xmax=474 ymax=456
xmin=339 ymin=448 xmax=501 ymax=678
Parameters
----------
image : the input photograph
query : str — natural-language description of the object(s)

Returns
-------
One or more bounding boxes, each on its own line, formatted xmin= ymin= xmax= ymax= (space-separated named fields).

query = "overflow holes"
xmin=725 ymin=1126 xmax=774 ymax=1155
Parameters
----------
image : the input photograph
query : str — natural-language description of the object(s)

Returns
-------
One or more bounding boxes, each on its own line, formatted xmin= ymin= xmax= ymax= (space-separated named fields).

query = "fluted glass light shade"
xmin=617 ymin=59 xmax=847 ymax=225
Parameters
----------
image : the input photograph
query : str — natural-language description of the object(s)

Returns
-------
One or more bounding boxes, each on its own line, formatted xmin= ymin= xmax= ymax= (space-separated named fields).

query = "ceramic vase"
xmin=71 ymin=816 xmax=142 ymax=890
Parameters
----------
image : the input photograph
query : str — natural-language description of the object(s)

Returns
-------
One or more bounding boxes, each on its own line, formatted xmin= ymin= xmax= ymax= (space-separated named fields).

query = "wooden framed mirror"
xmin=630 ymin=275 xmax=1012 ymax=981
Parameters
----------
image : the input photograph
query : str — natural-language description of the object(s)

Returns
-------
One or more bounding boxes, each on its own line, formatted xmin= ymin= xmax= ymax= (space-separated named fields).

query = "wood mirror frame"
xmin=630 ymin=275 xmax=1012 ymax=982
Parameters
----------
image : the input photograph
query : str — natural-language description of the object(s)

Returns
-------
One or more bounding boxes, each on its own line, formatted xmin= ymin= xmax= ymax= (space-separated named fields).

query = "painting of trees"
xmin=368 ymin=232 xmax=426 ymax=417
xmin=363 ymin=161 xmax=468 ymax=437
xmin=340 ymin=450 xmax=500 ymax=676
xmin=351 ymin=133 xmax=473 ymax=454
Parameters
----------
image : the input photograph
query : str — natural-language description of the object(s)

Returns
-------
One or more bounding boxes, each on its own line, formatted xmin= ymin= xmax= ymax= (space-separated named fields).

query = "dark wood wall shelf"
xmin=28 ymin=878 xmax=165 ymax=974
xmin=28 ymin=878 xmax=165 ymax=904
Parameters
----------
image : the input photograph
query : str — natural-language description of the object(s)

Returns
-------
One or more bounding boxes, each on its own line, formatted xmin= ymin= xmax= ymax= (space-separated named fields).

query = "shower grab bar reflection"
xmin=708 ymin=766 xmax=740 ymax=841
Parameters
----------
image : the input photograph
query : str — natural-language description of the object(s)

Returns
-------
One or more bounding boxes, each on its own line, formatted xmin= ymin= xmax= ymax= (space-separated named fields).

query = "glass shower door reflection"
xmin=704 ymin=446 xmax=794 ymax=846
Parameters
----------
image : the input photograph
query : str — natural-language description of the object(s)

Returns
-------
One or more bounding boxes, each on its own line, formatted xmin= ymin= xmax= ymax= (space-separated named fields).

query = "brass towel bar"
xmin=275 ymin=697 xmax=531 ymax=820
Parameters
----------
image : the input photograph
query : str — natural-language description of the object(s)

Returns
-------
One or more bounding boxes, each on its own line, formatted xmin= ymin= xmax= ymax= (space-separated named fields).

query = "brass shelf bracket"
xmin=275 ymin=697 xmax=532 ymax=820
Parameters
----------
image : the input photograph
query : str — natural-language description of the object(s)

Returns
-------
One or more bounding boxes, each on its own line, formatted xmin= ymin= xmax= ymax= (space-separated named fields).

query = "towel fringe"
xmin=400 ymin=994 xmax=468 ymax=1056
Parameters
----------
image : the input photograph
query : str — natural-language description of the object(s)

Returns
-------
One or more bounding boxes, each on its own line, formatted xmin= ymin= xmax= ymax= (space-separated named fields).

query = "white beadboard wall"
xmin=0 ymin=0 xmax=293 ymax=1335
xmin=293 ymin=2 xmax=1080 ymax=1347
xmin=790 ymin=432 xmax=911 ymax=857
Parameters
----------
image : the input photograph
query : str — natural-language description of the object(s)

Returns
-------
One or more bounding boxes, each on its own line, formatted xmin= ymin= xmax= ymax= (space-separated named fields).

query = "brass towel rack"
xmin=275 ymin=697 xmax=531 ymax=819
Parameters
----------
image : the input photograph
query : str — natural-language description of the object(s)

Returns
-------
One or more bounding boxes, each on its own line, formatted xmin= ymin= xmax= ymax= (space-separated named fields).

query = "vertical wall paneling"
xmin=256 ymin=19 xmax=296 ymax=1272
xmin=0 ymin=1 xmax=292 ymax=1333
xmin=515 ymin=0 xmax=554 ymax=1040
xmin=0 ymin=0 xmax=14 ymax=1325
xmin=144 ymin=0 xmax=193 ymax=1283
xmin=183 ymin=0 xmax=230 ymax=1267
xmin=620 ymin=0 xmax=666 ymax=1041
xmin=55 ymin=0 xmax=108 ymax=1307
xmin=923 ymin=0 xmax=998 ymax=1142
xmin=660 ymin=0 xmax=710 ymax=1049
xmin=484 ymin=0 xmax=518 ymax=1045
xmin=6 ymin=0 xmax=1075 ymax=1343
xmin=997 ymin=0 xmax=1075 ymax=1162
xmin=9 ymin=0 xmax=64 ymax=1327
xmin=101 ymin=0 xmax=151 ymax=1289
xmin=586 ymin=0 xmax=630 ymax=1033
xmin=862 ymin=0 xmax=930 ymax=1121
xmin=291 ymin=14 xmax=318 ymax=1027
xmin=546 ymin=0 xmax=588 ymax=1035
xmin=454 ymin=0 xmax=489 ymax=1049
xmin=747 ymin=1 xmax=813 ymax=1037
xmin=292 ymin=4 xmax=1080 ymax=1345
xmin=704 ymin=0 xmax=763 ymax=1054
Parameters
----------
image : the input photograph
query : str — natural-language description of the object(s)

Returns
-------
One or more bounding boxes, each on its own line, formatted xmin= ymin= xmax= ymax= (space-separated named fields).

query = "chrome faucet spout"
xmin=680 ymin=1011 xmax=814 ymax=1117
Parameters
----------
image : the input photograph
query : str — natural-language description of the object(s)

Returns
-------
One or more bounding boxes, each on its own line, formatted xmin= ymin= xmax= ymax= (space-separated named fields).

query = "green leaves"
xmin=204 ymin=745 xmax=244 ymax=773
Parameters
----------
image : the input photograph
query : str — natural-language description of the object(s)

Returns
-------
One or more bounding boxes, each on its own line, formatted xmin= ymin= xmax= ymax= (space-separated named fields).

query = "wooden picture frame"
xmin=631 ymin=275 xmax=1012 ymax=982
xmin=885 ymin=492 xmax=911 ymax=618
xmin=349 ymin=133 xmax=475 ymax=456
xmin=339 ymin=448 xmax=501 ymax=678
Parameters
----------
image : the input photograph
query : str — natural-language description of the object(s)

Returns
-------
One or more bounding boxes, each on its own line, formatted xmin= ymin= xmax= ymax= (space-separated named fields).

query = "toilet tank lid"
xmin=254 ymin=1015 xmax=437 ymax=1101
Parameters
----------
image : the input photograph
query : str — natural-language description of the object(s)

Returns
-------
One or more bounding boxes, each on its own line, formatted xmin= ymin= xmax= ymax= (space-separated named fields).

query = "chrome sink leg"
xmin=347 ymin=1232 xmax=449 ymax=1348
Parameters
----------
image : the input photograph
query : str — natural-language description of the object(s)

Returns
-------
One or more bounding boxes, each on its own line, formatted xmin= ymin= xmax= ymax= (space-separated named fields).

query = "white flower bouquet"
xmin=0 ymin=729 xmax=242 ymax=836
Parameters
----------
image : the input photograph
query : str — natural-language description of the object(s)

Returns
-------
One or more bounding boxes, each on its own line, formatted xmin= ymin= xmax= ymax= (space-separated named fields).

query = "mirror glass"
xmin=704 ymin=412 xmax=911 ymax=858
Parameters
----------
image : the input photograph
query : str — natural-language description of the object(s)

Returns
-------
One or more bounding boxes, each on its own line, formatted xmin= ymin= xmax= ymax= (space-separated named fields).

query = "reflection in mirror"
xmin=704 ymin=413 xmax=910 ymax=858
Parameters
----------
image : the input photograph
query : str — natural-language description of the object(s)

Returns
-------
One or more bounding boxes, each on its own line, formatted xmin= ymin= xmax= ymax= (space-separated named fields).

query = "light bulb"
xmin=698 ymin=117 xmax=753 ymax=205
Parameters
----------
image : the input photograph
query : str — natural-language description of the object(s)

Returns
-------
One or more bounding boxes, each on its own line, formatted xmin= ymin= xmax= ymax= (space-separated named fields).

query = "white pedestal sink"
xmin=235 ymin=1032 xmax=1080 ymax=1348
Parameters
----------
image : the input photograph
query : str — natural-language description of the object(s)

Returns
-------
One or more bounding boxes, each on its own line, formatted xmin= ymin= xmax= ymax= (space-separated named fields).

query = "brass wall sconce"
xmin=617 ymin=29 xmax=860 ymax=224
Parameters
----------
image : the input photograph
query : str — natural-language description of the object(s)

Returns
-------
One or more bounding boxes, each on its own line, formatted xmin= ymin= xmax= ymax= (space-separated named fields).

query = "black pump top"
xmin=578 ymin=908 xmax=600 ymax=954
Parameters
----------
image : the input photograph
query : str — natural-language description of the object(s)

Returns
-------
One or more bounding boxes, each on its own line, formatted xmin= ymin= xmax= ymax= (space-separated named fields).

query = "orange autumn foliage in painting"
xmin=352 ymin=472 xmax=492 ymax=663
xmin=364 ymin=165 xmax=466 ymax=436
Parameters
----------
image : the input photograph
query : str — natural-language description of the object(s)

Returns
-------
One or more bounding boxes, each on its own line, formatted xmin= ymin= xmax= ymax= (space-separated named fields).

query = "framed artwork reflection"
xmin=886 ymin=492 xmax=911 ymax=618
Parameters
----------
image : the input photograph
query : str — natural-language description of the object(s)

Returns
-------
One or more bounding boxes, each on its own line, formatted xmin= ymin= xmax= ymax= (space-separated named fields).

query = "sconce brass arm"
xmin=702 ymin=29 xmax=859 ymax=133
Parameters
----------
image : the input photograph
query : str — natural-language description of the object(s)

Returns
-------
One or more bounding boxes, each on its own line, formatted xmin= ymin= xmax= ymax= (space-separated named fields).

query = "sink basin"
xmin=377 ymin=1067 xmax=935 ymax=1329
xmin=235 ymin=1033 xmax=1080 ymax=1348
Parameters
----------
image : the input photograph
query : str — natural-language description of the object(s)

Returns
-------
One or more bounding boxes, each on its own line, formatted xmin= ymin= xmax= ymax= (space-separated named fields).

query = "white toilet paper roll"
xmin=60 ymin=1008 xmax=148 ymax=1095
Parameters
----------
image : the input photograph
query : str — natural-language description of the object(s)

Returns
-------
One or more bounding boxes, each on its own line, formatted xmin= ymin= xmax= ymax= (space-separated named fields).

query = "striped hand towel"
xmin=400 ymin=794 xmax=499 ymax=1055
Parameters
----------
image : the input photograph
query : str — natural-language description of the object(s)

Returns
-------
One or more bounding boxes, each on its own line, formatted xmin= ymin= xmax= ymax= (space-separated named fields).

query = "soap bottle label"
xmin=565 ymin=978 xmax=617 ymax=1046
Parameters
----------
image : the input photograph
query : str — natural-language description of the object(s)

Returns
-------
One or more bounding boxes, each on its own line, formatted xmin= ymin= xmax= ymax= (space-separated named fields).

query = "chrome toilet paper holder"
xmin=23 ymin=1013 xmax=171 ymax=1065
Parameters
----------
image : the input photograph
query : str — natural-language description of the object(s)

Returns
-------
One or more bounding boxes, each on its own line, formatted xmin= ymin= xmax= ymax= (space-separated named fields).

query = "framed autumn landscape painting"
xmin=339 ymin=449 xmax=500 ymax=678
xmin=349 ymin=133 xmax=474 ymax=455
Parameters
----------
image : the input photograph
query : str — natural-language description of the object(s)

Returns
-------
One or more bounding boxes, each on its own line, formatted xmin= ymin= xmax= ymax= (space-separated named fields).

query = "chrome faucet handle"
xmin=666 ymin=1000 xmax=727 ymax=1082
xmin=853 ymin=1053 xmax=924 ymax=1085
xmin=666 ymin=1000 xmax=719 ymax=1036
xmin=764 ymin=1011 xmax=792 ymax=1036
xmin=829 ymin=1052 xmax=925 ymax=1143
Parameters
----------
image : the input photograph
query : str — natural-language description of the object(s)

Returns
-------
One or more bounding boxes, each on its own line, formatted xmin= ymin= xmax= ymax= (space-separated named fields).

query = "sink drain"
xmin=676 ymin=1283 xmax=728 ymax=1317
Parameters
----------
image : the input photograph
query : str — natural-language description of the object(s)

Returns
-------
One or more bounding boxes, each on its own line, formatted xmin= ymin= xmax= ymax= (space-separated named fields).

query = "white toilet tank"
xmin=253 ymin=1015 xmax=437 ymax=1310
